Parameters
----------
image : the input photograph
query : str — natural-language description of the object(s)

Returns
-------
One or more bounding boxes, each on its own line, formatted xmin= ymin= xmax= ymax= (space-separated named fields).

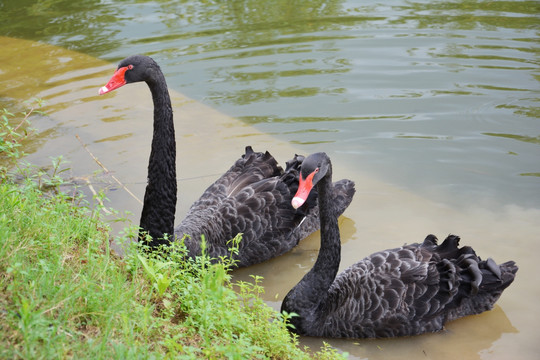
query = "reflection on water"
xmin=1 ymin=0 xmax=539 ymax=358
xmin=1 ymin=1 xmax=538 ymax=209
xmin=483 ymin=132 xmax=540 ymax=145
xmin=0 ymin=0 xmax=123 ymax=55
xmin=303 ymin=306 xmax=518 ymax=360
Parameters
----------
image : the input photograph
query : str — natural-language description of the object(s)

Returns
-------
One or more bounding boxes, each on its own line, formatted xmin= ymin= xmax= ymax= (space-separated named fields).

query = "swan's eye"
xmin=128 ymin=65 xmax=134 ymax=70
xmin=314 ymin=168 xmax=320 ymax=173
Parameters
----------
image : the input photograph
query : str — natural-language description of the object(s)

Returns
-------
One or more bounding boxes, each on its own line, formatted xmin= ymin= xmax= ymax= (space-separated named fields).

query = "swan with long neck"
xmin=281 ymin=152 xmax=518 ymax=338
xmin=99 ymin=55 xmax=356 ymax=267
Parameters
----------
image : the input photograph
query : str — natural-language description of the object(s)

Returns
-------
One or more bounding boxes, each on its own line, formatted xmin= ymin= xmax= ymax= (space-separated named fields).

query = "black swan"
xmin=98 ymin=55 xmax=356 ymax=267
xmin=281 ymin=152 xmax=518 ymax=338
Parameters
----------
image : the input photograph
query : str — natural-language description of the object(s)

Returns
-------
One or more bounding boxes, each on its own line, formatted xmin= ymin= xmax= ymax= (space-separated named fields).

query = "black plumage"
xmin=281 ymin=152 xmax=518 ymax=338
xmin=99 ymin=55 xmax=355 ymax=267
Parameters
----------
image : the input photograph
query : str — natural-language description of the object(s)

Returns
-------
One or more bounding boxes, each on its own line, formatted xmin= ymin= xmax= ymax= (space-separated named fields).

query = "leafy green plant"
xmin=0 ymin=99 xmax=71 ymax=194
xmin=137 ymin=253 xmax=174 ymax=297
xmin=0 ymin=101 xmax=38 ymax=158
xmin=36 ymin=155 xmax=71 ymax=191
xmin=0 ymin=99 xmax=42 ymax=180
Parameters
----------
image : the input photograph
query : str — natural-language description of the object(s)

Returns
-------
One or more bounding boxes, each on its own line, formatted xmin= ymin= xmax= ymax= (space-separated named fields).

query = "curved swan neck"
xmin=309 ymin=163 xmax=341 ymax=294
xmin=283 ymin=160 xmax=341 ymax=319
xmin=139 ymin=70 xmax=177 ymax=245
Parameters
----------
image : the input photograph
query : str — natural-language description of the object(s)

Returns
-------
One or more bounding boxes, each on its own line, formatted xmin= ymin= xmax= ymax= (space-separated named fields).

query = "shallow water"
xmin=1 ymin=1 xmax=539 ymax=358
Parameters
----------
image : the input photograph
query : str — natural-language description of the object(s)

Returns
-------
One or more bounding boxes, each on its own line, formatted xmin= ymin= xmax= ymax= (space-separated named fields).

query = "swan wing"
xmin=176 ymin=147 xmax=355 ymax=267
xmin=185 ymin=146 xmax=284 ymax=212
xmin=322 ymin=235 xmax=517 ymax=338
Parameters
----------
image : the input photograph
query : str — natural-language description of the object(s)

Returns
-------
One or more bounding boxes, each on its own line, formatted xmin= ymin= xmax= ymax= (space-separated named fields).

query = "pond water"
xmin=1 ymin=1 xmax=539 ymax=359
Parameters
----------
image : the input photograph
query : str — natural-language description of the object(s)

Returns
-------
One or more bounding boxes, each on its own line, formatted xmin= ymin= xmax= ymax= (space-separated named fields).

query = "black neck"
xmin=303 ymin=164 xmax=341 ymax=304
xmin=139 ymin=74 xmax=177 ymax=246
xmin=282 ymin=161 xmax=341 ymax=325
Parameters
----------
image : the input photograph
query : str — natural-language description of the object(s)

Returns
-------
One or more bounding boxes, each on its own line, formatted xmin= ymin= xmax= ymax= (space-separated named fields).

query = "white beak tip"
xmin=98 ymin=86 xmax=109 ymax=95
xmin=292 ymin=197 xmax=305 ymax=209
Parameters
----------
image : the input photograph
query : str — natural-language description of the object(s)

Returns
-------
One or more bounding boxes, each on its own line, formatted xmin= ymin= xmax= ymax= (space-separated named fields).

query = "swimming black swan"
xmin=98 ymin=55 xmax=355 ymax=267
xmin=281 ymin=152 xmax=518 ymax=338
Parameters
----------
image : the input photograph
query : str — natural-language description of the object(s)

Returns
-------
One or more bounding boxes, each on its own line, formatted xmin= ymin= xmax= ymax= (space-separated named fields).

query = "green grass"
xmin=0 ymin=181 xmax=345 ymax=359
xmin=0 ymin=103 xmax=346 ymax=359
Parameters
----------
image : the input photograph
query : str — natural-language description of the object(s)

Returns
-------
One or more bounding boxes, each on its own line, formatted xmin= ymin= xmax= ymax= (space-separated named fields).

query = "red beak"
xmin=99 ymin=66 xmax=130 ymax=95
xmin=292 ymin=170 xmax=316 ymax=209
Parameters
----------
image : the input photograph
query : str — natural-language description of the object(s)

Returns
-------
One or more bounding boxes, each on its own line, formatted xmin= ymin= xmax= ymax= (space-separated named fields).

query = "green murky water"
xmin=2 ymin=0 xmax=539 ymax=207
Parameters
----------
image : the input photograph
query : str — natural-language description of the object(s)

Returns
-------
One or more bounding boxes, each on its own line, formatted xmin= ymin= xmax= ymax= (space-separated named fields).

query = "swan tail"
xmin=453 ymin=257 xmax=517 ymax=320
xmin=332 ymin=179 xmax=356 ymax=217
xmin=240 ymin=146 xmax=283 ymax=178
xmin=425 ymin=234 xmax=518 ymax=321
xmin=477 ymin=259 xmax=518 ymax=294
xmin=222 ymin=147 xmax=284 ymax=198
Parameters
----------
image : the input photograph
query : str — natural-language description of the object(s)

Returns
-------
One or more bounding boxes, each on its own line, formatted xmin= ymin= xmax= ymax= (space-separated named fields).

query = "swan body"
xmin=281 ymin=152 xmax=518 ymax=338
xmin=99 ymin=55 xmax=356 ymax=267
